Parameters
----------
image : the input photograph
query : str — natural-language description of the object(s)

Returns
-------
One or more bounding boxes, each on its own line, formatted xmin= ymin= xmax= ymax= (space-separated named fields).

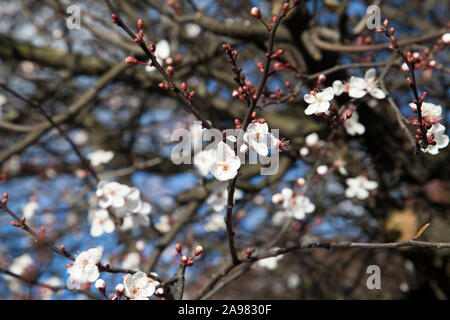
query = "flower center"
xmin=219 ymin=162 xmax=230 ymax=171
xmin=344 ymin=83 xmax=350 ymax=92
xmin=131 ymin=287 xmax=140 ymax=295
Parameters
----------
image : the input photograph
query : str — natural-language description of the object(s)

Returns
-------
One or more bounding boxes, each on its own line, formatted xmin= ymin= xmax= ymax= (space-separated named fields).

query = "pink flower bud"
xmin=126 ymin=56 xmax=138 ymax=64
xmin=115 ymin=283 xmax=125 ymax=295
xmin=95 ymin=279 xmax=106 ymax=293
xmin=296 ymin=178 xmax=306 ymax=187
xmin=250 ymin=7 xmax=261 ymax=19
xmin=194 ymin=246 xmax=203 ymax=256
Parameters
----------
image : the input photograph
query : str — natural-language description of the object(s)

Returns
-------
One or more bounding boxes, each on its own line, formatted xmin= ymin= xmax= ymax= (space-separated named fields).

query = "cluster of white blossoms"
xmin=67 ymin=247 xmax=103 ymax=286
xmin=194 ymin=122 xmax=281 ymax=181
xmin=303 ymin=69 xmax=385 ymax=136
xmin=271 ymin=187 xmax=315 ymax=221
xmin=345 ymin=175 xmax=378 ymax=200
xmin=332 ymin=69 xmax=386 ymax=100
xmin=90 ymin=181 xmax=152 ymax=237
xmin=409 ymin=102 xmax=449 ymax=155
xmin=86 ymin=150 xmax=114 ymax=167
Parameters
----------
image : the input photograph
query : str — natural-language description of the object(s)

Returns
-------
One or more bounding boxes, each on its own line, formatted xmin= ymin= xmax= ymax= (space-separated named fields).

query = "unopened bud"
xmin=194 ymin=245 xmax=203 ymax=256
xmin=175 ymin=243 xmax=182 ymax=253
xmin=166 ymin=65 xmax=174 ymax=76
xmin=115 ymin=283 xmax=125 ymax=295
xmin=186 ymin=258 xmax=194 ymax=266
xmin=318 ymin=74 xmax=326 ymax=84
xmin=95 ymin=279 xmax=106 ymax=293
xmin=126 ymin=56 xmax=138 ymax=64
xmin=296 ymin=177 xmax=306 ymax=187
xmin=250 ymin=7 xmax=261 ymax=19
xmin=137 ymin=19 xmax=143 ymax=29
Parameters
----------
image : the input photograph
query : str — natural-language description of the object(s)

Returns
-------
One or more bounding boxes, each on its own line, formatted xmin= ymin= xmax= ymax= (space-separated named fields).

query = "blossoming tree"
xmin=0 ymin=0 xmax=449 ymax=300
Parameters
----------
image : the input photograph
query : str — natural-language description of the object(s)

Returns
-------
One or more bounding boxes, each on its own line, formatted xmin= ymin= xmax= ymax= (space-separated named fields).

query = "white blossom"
xmin=145 ymin=40 xmax=171 ymax=72
xmin=345 ymin=176 xmax=378 ymax=199
xmin=343 ymin=110 xmax=366 ymax=136
xmin=89 ymin=209 xmax=115 ymax=237
xmin=347 ymin=68 xmax=385 ymax=99
xmin=120 ymin=201 xmax=152 ymax=231
xmin=210 ymin=141 xmax=241 ymax=181
xmin=409 ymin=102 xmax=442 ymax=124
xmin=155 ymin=215 xmax=171 ymax=233
xmin=305 ymin=132 xmax=319 ymax=146
xmin=123 ymin=271 xmax=156 ymax=300
xmin=39 ymin=277 xmax=61 ymax=300
xmin=67 ymin=247 xmax=103 ymax=285
xmin=22 ymin=200 xmax=38 ymax=220
xmin=442 ymin=33 xmax=450 ymax=44
xmin=96 ymin=181 xmax=131 ymax=209
xmin=272 ymin=188 xmax=315 ymax=220
xmin=6 ymin=254 xmax=34 ymax=282
xmin=272 ymin=210 xmax=288 ymax=226
xmin=204 ymin=213 xmax=226 ymax=232
xmin=243 ymin=122 xmax=279 ymax=156
xmin=185 ymin=23 xmax=201 ymax=38
xmin=121 ymin=252 xmax=141 ymax=270
xmin=86 ymin=150 xmax=114 ymax=167
xmin=257 ymin=255 xmax=283 ymax=270
xmin=316 ymin=165 xmax=328 ymax=176
xmin=193 ymin=147 xmax=216 ymax=177
xmin=299 ymin=147 xmax=309 ymax=157
xmin=206 ymin=182 xmax=243 ymax=212
xmin=303 ymin=87 xmax=334 ymax=115
xmin=421 ymin=123 xmax=449 ymax=155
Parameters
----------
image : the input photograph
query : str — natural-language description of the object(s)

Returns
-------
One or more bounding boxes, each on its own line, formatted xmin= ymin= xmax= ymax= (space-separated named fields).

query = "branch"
xmin=0 ymin=83 xmax=100 ymax=182
xmin=0 ymin=62 xmax=128 ymax=166
xmin=103 ymin=0 xmax=213 ymax=130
